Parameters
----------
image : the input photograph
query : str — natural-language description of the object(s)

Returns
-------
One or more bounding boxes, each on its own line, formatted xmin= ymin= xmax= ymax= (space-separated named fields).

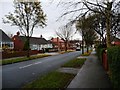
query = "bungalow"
xmin=0 ymin=29 xmax=14 ymax=51
xmin=51 ymin=37 xmax=65 ymax=51
xmin=12 ymin=32 xmax=53 ymax=51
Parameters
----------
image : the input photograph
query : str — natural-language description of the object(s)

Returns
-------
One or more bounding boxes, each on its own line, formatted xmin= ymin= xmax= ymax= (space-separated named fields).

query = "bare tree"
xmin=56 ymin=24 xmax=75 ymax=51
xmin=56 ymin=0 xmax=119 ymax=47
xmin=3 ymin=0 xmax=46 ymax=57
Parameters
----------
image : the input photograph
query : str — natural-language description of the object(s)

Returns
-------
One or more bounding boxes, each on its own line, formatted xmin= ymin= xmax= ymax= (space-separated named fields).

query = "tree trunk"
xmin=87 ymin=45 xmax=89 ymax=53
xmin=27 ymin=36 xmax=30 ymax=57
xmin=106 ymin=2 xmax=112 ymax=48
xmin=82 ymin=36 xmax=84 ymax=54
xmin=106 ymin=16 xmax=111 ymax=48
xmin=65 ymin=41 xmax=67 ymax=51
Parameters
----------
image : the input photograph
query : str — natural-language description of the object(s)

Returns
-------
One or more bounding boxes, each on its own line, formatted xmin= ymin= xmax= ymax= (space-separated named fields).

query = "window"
xmin=2 ymin=42 xmax=13 ymax=49
xmin=30 ymin=44 xmax=38 ymax=50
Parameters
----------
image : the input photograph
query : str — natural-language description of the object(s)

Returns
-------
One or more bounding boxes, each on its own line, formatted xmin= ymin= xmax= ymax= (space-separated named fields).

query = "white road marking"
xmin=19 ymin=62 xmax=42 ymax=69
xmin=34 ymin=62 xmax=42 ymax=65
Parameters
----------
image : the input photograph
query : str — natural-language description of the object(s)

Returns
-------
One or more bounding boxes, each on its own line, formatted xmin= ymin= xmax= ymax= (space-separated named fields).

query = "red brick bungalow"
xmin=12 ymin=32 xmax=53 ymax=51
xmin=51 ymin=37 xmax=65 ymax=51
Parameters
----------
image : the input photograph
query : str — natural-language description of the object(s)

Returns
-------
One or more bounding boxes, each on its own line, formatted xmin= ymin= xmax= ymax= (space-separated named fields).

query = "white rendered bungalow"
xmin=0 ymin=29 xmax=14 ymax=51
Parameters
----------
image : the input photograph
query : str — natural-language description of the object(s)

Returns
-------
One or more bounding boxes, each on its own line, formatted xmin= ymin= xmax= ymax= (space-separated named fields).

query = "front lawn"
xmin=23 ymin=71 xmax=75 ymax=88
xmin=2 ymin=54 xmax=51 ymax=65
xmin=62 ymin=58 xmax=86 ymax=68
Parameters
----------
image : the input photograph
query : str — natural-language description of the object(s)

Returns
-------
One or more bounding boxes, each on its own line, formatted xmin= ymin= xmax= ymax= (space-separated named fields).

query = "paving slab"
xmin=57 ymin=67 xmax=79 ymax=74
xmin=67 ymin=51 xmax=112 ymax=88
xmin=77 ymin=56 xmax=89 ymax=59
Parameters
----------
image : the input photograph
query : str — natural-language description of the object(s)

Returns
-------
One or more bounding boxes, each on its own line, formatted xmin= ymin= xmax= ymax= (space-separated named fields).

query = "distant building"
xmin=12 ymin=32 xmax=53 ymax=51
xmin=51 ymin=37 xmax=65 ymax=51
xmin=69 ymin=40 xmax=82 ymax=50
xmin=0 ymin=29 xmax=14 ymax=51
xmin=50 ymin=37 xmax=82 ymax=51
xmin=111 ymin=36 xmax=120 ymax=45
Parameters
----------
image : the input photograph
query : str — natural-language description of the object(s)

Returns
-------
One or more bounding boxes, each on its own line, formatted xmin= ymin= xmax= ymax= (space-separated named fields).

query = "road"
xmin=2 ymin=51 xmax=81 ymax=88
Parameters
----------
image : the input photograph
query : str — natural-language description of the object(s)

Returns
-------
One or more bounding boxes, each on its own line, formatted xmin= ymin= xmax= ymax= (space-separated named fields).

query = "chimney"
xmin=40 ymin=35 xmax=43 ymax=38
xmin=11 ymin=34 xmax=13 ymax=38
xmin=57 ymin=37 xmax=60 ymax=51
xmin=57 ymin=37 xmax=59 ymax=42
xmin=17 ymin=31 xmax=20 ymax=36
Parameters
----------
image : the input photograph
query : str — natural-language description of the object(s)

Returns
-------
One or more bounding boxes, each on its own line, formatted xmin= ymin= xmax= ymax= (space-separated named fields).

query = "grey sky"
xmin=0 ymin=0 xmax=81 ymax=40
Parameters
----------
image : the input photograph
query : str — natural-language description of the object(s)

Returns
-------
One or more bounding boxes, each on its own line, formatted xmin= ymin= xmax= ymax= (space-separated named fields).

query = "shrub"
xmin=107 ymin=46 xmax=120 ymax=89
xmin=2 ymin=50 xmax=38 ymax=59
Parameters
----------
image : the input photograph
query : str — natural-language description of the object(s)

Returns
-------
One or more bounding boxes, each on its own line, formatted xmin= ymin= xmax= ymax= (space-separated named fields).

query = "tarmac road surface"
xmin=2 ymin=51 xmax=81 ymax=88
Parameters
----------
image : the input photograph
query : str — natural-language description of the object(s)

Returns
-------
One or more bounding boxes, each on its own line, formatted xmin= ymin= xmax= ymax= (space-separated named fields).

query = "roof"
xmin=19 ymin=36 xmax=50 ymax=45
xmin=51 ymin=38 xmax=64 ymax=43
xmin=69 ymin=40 xmax=82 ymax=43
xmin=0 ymin=29 xmax=13 ymax=42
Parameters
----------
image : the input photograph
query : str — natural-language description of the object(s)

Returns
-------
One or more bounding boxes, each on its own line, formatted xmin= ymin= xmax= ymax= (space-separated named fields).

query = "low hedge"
xmin=107 ymin=46 xmax=120 ymax=89
xmin=2 ymin=50 xmax=38 ymax=59
xmin=2 ymin=54 xmax=51 ymax=65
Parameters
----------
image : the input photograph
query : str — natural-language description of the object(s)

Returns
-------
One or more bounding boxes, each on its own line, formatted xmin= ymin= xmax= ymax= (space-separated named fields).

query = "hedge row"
xmin=96 ymin=44 xmax=106 ymax=62
xmin=107 ymin=46 xmax=120 ymax=89
xmin=2 ymin=50 xmax=38 ymax=59
xmin=96 ymin=45 xmax=120 ymax=89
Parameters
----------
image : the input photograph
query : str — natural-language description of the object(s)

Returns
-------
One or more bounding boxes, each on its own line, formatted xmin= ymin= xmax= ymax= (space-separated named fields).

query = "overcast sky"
xmin=0 ymin=0 xmax=81 ymax=40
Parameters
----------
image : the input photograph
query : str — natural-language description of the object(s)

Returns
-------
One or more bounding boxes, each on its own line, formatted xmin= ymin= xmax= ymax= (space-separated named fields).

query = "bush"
xmin=2 ymin=50 xmax=38 ymax=59
xmin=107 ymin=46 xmax=120 ymax=89
xmin=2 ymin=54 xmax=51 ymax=65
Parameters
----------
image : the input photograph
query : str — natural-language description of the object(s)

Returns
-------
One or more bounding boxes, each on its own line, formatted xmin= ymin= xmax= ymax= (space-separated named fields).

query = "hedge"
xmin=2 ymin=50 xmax=38 ymax=59
xmin=96 ymin=44 xmax=106 ymax=62
xmin=107 ymin=46 xmax=120 ymax=89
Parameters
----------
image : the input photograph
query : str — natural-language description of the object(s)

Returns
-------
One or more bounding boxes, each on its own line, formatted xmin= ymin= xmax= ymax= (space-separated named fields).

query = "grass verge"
xmin=60 ymin=50 xmax=74 ymax=54
xmin=62 ymin=58 xmax=86 ymax=68
xmin=2 ymin=54 xmax=51 ymax=65
xmin=23 ymin=71 xmax=75 ymax=88
xmin=81 ymin=50 xmax=92 ymax=56
xmin=22 ymin=57 xmax=86 ymax=89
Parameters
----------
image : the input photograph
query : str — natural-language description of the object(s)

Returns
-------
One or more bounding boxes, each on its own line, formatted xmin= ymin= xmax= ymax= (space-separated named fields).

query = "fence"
xmin=102 ymin=51 xmax=108 ymax=71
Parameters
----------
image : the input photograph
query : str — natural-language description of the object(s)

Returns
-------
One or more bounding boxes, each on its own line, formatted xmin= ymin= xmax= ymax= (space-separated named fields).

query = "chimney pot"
xmin=17 ymin=32 xmax=20 ymax=36
xmin=40 ymin=35 xmax=43 ymax=38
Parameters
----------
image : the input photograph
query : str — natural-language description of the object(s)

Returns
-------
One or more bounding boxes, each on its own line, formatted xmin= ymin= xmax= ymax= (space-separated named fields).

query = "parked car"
xmin=76 ymin=47 xmax=81 ymax=51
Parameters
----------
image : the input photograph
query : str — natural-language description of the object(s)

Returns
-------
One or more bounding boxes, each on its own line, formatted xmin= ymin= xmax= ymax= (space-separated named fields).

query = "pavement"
xmin=67 ymin=50 xmax=112 ymax=88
